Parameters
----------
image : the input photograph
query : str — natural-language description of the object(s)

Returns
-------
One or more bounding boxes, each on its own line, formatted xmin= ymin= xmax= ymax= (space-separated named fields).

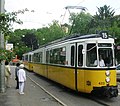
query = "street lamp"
xmin=43 ymin=38 xmax=45 ymax=41
xmin=22 ymin=35 xmax=25 ymax=37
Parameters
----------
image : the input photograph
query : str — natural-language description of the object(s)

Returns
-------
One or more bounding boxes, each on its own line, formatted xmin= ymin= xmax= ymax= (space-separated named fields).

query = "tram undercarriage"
xmin=92 ymin=86 xmax=118 ymax=98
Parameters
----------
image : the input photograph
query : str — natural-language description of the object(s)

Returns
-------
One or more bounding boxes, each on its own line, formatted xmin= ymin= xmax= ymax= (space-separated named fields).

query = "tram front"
xmin=84 ymin=34 xmax=118 ymax=97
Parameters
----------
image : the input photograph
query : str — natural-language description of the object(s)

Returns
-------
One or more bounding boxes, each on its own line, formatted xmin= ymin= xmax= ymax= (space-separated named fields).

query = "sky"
xmin=5 ymin=0 xmax=120 ymax=29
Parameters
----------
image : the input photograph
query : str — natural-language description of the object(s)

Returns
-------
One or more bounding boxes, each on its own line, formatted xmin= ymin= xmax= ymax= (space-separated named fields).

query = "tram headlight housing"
xmin=105 ymin=70 xmax=110 ymax=76
xmin=106 ymin=77 xmax=110 ymax=83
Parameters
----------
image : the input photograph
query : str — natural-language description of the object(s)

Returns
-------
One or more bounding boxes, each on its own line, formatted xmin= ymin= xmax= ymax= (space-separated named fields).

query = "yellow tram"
xmin=23 ymin=31 xmax=118 ymax=97
xmin=23 ymin=52 xmax=34 ymax=71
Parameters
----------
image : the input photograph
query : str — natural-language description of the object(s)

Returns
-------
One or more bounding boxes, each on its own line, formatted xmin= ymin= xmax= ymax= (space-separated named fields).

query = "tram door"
xmin=70 ymin=43 xmax=77 ymax=90
xmin=70 ymin=43 xmax=85 ymax=91
xmin=77 ymin=43 xmax=85 ymax=92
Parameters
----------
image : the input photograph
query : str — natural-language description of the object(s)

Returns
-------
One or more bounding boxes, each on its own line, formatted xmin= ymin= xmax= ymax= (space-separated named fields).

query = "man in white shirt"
xmin=94 ymin=55 xmax=105 ymax=67
xmin=17 ymin=64 xmax=26 ymax=94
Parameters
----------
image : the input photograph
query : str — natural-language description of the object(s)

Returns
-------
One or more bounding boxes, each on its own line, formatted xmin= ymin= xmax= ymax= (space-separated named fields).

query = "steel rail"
xmin=27 ymin=75 xmax=67 ymax=106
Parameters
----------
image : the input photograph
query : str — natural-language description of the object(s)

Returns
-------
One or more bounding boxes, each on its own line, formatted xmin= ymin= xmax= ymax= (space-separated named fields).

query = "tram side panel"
xmin=77 ymin=69 xmax=117 ymax=93
xmin=29 ymin=62 xmax=34 ymax=71
xmin=47 ymin=65 xmax=76 ymax=90
xmin=23 ymin=61 xmax=33 ymax=71
xmin=33 ymin=63 xmax=48 ymax=77
xmin=77 ymin=69 xmax=85 ymax=92
xmin=32 ymin=62 xmax=76 ymax=90
xmin=24 ymin=61 xmax=29 ymax=70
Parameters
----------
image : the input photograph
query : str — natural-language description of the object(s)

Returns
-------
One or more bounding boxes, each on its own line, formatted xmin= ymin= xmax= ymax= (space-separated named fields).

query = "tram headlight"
xmin=106 ymin=77 xmax=110 ymax=83
xmin=105 ymin=70 xmax=110 ymax=76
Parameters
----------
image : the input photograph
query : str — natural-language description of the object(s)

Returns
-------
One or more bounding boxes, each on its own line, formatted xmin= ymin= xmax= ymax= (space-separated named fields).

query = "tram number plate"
xmin=99 ymin=82 xmax=105 ymax=85
xmin=86 ymin=81 xmax=91 ymax=86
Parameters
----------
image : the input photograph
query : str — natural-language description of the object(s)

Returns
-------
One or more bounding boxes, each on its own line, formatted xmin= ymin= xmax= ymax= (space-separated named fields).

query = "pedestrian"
xmin=18 ymin=64 xmax=26 ymax=94
xmin=5 ymin=61 xmax=11 ymax=88
xmin=15 ymin=63 xmax=20 ymax=89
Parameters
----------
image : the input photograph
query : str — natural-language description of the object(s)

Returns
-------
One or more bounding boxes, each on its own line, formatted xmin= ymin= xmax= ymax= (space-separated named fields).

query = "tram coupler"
xmin=102 ymin=86 xmax=118 ymax=98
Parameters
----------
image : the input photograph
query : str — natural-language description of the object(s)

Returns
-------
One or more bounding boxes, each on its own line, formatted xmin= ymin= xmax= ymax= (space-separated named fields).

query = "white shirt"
xmin=18 ymin=69 xmax=26 ymax=82
xmin=99 ymin=59 xmax=105 ymax=67
xmin=94 ymin=59 xmax=105 ymax=67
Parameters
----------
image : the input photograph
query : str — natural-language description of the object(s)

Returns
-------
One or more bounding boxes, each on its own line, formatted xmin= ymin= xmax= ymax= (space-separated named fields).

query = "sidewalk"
xmin=0 ymin=66 xmax=61 ymax=106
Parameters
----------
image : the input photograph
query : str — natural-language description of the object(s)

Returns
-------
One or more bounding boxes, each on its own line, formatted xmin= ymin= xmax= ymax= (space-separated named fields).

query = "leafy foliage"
xmin=0 ymin=9 xmax=30 ymax=61
xmin=93 ymin=5 xmax=115 ymax=30
xmin=0 ymin=12 xmax=21 ymax=61
xmin=0 ymin=12 xmax=22 ymax=36
xmin=36 ymin=20 xmax=66 ymax=45
xmin=22 ymin=32 xmax=38 ymax=50
xmin=0 ymin=48 xmax=14 ymax=62
xmin=69 ymin=12 xmax=93 ymax=34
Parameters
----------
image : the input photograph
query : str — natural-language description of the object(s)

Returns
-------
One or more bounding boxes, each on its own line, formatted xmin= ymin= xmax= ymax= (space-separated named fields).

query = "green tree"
xmin=94 ymin=5 xmax=115 ymax=30
xmin=0 ymin=9 xmax=30 ymax=61
xmin=0 ymin=12 xmax=22 ymax=36
xmin=9 ymin=29 xmax=35 ymax=59
xmin=36 ymin=20 xmax=66 ymax=45
xmin=69 ymin=12 xmax=93 ymax=34
xmin=22 ymin=32 xmax=38 ymax=50
xmin=0 ymin=12 xmax=22 ymax=61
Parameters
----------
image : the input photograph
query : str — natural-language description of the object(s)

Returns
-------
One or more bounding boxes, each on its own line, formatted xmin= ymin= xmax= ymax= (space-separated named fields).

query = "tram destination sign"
xmin=99 ymin=31 xmax=108 ymax=39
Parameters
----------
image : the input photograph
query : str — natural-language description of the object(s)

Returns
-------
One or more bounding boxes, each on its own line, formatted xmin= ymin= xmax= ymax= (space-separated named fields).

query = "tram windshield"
xmin=86 ymin=43 xmax=114 ymax=67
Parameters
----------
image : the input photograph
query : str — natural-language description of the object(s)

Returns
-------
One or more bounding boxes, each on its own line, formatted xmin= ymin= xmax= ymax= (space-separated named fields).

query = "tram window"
xmin=50 ymin=47 xmax=66 ymax=65
xmin=33 ymin=53 xmax=38 ymax=62
xmin=86 ymin=44 xmax=97 ymax=67
xmin=59 ymin=47 xmax=66 ymax=65
xmin=98 ymin=43 xmax=112 ymax=47
xmin=71 ymin=46 xmax=75 ymax=66
xmin=50 ymin=50 xmax=54 ymax=63
xmin=34 ymin=53 xmax=39 ymax=62
xmin=46 ymin=51 xmax=50 ymax=63
xmin=98 ymin=48 xmax=113 ymax=66
xmin=53 ymin=49 xmax=58 ymax=64
xmin=29 ymin=55 xmax=31 ymax=62
xmin=78 ymin=45 xmax=83 ymax=66
xmin=33 ymin=52 xmax=42 ymax=63
xmin=25 ymin=55 xmax=28 ymax=61
xmin=39 ymin=52 xmax=43 ymax=63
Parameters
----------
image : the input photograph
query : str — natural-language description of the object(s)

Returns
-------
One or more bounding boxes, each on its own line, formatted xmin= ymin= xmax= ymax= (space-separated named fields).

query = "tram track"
xmin=87 ymin=95 xmax=110 ymax=106
xmin=27 ymin=73 xmax=114 ymax=106
xmin=27 ymin=75 xmax=67 ymax=106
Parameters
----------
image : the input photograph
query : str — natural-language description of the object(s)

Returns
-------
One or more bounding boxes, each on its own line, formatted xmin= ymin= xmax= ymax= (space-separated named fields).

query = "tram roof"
xmin=23 ymin=31 xmax=114 ymax=55
xmin=43 ymin=31 xmax=113 ymax=47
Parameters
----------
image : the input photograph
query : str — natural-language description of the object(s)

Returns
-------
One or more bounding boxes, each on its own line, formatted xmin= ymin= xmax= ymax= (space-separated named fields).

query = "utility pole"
xmin=0 ymin=0 xmax=5 ymax=93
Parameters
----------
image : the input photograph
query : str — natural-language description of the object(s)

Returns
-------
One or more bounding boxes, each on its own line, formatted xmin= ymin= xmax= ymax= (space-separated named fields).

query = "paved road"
xmin=0 ymin=66 xmax=62 ymax=106
xmin=1 ymin=66 xmax=120 ymax=106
